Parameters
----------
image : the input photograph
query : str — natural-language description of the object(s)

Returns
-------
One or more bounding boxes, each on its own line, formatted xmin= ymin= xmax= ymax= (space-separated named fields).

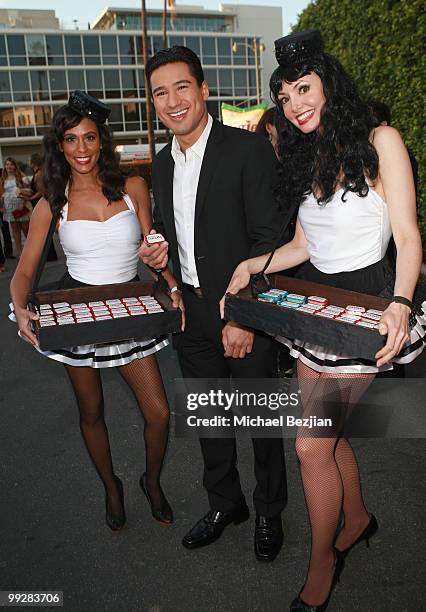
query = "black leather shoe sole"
xmin=182 ymin=506 xmax=249 ymax=550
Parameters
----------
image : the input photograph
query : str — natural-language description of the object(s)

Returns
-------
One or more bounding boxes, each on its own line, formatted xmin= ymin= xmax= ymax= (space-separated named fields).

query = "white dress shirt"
xmin=171 ymin=114 xmax=213 ymax=287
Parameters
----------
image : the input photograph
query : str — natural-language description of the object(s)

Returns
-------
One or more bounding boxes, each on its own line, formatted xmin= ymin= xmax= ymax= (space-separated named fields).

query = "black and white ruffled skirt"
xmin=9 ymin=273 xmax=169 ymax=369
xmin=276 ymin=259 xmax=426 ymax=374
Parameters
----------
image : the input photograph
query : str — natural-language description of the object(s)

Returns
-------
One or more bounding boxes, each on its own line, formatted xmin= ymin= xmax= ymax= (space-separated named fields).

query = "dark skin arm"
xmin=10 ymin=198 xmax=53 ymax=345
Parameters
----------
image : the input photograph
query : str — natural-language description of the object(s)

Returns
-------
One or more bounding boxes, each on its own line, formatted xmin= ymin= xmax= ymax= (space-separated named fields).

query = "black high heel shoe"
xmin=290 ymin=549 xmax=345 ymax=611
xmin=105 ymin=476 xmax=126 ymax=531
xmin=139 ymin=473 xmax=173 ymax=525
xmin=337 ymin=514 xmax=378 ymax=558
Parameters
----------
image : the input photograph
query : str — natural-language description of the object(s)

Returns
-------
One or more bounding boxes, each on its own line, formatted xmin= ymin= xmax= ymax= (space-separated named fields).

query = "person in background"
xmin=0 ymin=158 xmax=31 ymax=256
xmin=255 ymin=107 xmax=280 ymax=157
xmin=256 ymin=107 xmax=296 ymax=379
xmin=367 ymin=100 xmax=418 ymax=195
xmin=20 ymin=153 xmax=58 ymax=261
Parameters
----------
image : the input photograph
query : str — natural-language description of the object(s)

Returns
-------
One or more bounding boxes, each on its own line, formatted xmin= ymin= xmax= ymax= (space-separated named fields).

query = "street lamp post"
xmin=232 ymin=38 xmax=266 ymax=105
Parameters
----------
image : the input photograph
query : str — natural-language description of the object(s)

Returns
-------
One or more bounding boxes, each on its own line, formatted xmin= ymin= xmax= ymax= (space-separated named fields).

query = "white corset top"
xmin=58 ymin=193 xmax=141 ymax=285
xmin=298 ymin=187 xmax=392 ymax=274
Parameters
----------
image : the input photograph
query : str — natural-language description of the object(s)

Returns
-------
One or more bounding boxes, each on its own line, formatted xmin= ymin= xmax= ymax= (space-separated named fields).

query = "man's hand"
xmin=170 ymin=289 xmax=186 ymax=331
xmin=222 ymin=321 xmax=254 ymax=358
xmin=139 ymin=229 xmax=169 ymax=270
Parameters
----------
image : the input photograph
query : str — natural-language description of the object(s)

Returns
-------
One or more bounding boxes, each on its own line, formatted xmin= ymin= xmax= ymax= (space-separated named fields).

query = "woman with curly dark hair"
xmin=222 ymin=31 xmax=425 ymax=610
xmin=10 ymin=92 xmax=183 ymax=531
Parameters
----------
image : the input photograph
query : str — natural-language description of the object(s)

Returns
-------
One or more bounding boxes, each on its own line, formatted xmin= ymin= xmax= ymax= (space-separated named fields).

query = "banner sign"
xmin=221 ymin=102 xmax=268 ymax=132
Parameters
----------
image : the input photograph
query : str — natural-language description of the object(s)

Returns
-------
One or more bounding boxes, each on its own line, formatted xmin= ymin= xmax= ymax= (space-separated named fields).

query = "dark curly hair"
xmin=43 ymin=104 xmax=125 ymax=216
xmin=269 ymin=52 xmax=378 ymax=210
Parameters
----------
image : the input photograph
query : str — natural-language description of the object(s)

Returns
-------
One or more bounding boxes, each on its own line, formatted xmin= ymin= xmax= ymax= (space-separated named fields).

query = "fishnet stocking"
xmin=295 ymin=360 xmax=374 ymax=605
xmin=65 ymin=354 xmax=170 ymax=515
xmin=118 ymin=354 xmax=170 ymax=508
xmin=65 ymin=365 xmax=122 ymax=514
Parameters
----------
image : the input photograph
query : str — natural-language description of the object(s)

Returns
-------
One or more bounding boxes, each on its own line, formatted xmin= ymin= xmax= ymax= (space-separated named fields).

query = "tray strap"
xmin=29 ymin=211 xmax=60 ymax=307
xmin=250 ymin=200 xmax=299 ymax=297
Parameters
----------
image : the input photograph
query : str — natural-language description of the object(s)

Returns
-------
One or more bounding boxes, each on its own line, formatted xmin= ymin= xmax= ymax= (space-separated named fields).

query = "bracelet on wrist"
xmin=391 ymin=295 xmax=413 ymax=309
xmin=168 ymin=285 xmax=181 ymax=295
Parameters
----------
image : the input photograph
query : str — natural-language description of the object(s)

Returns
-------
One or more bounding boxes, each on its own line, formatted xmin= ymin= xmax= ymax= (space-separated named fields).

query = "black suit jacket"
xmin=151 ymin=119 xmax=283 ymax=308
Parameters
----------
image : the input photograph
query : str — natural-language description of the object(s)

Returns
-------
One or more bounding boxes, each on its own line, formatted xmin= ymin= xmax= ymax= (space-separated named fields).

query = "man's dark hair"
xmin=146 ymin=46 xmax=205 ymax=86
xmin=367 ymin=100 xmax=392 ymax=126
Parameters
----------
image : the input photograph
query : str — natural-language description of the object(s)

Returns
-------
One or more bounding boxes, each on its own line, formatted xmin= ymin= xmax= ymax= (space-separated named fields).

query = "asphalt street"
xmin=1 ymin=254 xmax=425 ymax=612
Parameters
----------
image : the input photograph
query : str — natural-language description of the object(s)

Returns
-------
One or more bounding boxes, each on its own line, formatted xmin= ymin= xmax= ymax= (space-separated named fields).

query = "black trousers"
xmin=175 ymin=287 xmax=288 ymax=517
xmin=0 ymin=213 xmax=13 ymax=257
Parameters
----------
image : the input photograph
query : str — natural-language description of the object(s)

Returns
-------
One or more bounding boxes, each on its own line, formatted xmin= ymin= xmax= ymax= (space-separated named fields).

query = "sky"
xmin=2 ymin=0 xmax=311 ymax=33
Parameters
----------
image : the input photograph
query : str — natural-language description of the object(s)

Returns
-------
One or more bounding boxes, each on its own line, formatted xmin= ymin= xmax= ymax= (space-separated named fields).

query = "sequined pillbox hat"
xmin=68 ymin=90 xmax=111 ymax=124
xmin=274 ymin=29 xmax=324 ymax=67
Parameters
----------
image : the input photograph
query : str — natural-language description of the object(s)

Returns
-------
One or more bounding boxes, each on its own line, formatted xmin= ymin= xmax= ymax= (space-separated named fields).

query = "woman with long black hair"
xmin=11 ymin=92 xmax=183 ymax=531
xmin=222 ymin=31 xmax=425 ymax=610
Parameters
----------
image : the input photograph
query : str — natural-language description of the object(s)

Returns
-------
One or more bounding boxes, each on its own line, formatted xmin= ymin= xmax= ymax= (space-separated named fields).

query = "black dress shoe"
xmin=105 ymin=476 xmax=126 ymax=531
xmin=182 ymin=501 xmax=249 ymax=550
xmin=254 ymin=513 xmax=284 ymax=562
xmin=290 ymin=549 xmax=345 ymax=611
xmin=139 ymin=473 xmax=173 ymax=524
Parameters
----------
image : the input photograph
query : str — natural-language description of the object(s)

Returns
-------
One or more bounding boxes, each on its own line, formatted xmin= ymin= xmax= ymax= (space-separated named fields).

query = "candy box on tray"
xmin=224 ymin=275 xmax=390 ymax=361
xmin=29 ymin=280 xmax=181 ymax=351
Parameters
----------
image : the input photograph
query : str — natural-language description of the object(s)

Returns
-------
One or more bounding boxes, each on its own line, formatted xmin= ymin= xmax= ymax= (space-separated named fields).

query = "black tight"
xmin=65 ymin=354 xmax=170 ymax=513
xmin=295 ymin=360 xmax=374 ymax=605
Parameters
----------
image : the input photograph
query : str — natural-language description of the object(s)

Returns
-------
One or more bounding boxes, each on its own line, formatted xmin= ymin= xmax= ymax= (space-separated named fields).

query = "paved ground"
xmin=1 ymin=255 xmax=425 ymax=612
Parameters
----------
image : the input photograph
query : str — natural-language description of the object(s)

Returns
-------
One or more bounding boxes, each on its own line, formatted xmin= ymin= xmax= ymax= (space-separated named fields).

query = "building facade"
xmin=0 ymin=5 xmax=282 ymax=163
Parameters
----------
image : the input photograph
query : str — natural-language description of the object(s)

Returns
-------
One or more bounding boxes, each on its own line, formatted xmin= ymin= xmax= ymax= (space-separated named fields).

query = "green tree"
xmin=294 ymin=0 xmax=425 ymax=240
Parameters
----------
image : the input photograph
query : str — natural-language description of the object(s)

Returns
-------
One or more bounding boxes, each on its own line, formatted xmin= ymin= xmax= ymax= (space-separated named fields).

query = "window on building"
xmin=67 ymin=70 xmax=85 ymax=92
xmin=46 ymin=35 xmax=64 ymax=66
xmin=151 ymin=36 xmax=163 ymax=57
xmin=123 ymin=101 xmax=140 ymax=131
xmin=218 ymin=69 xmax=232 ymax=96
xmin=0 ymin=71 xmax=12 ymax=102
xmin=65 ymin=35 xmax=82 ymax=66
xmin=168 ymin=36 xmax=185 ymax=47
xmin=49 ymin=71 xmax=67 ymax=100
xmin=27 ymin=35 xmax=46 ymax=66
xmin=108 ymin=104 xmax=123 ymax=131
xmin=35 ymin=105 xmax=52 ymax=136
xmin=185 ymin=37 xmax=200 ymax=55
xmin=85 ymin=70 xmax=103 ymax=98
xmin=11 ymin=71 xmax=31 ymax=102
xmin=121 ymin=70 xmax=137 ymax=99
xmin=204 ymin=69 xmax=218 ymax=96
xmin=119 ymin=35 xmax=136 ymax=65
xmin=217 ymin=38 xmax=231 ymax=65
xmin=0 ymin=107 xmax=16 ymax=137
xmin=247 ymin=40 xmax=256 ymax=66
xmin=233 ymin=69 xmax=248 ymax=96
xmin=101 ymin=36 xmax=118 ymax=65
xmin=137 ymin=70 xmax=146 ymax=98
xmin=103 ymin=69 xmax=120 ymax=98
xmin=7 ymin=35 xmax=26 ymax=66
xmin=15 ymin=107 xmax=35 ymax=136
xmin=201 ymin=38 xmax=216 ymax=65
xmin=83 ymin=36 xmax=101 ymax=65
xmin=232 ymin=38 xmax=246 ymax=66
xmin=30 ymin=71 xmax=49 ymax=101
xmin=0 ymin=35 xmax=7 ymax=66
xmin=248 ymin=70 xmax=257 ymax=96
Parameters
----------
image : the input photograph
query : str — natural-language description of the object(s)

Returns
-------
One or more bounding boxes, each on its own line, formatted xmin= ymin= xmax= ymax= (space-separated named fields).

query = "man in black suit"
xmin=141 ymin=46 xmax=287 ymax=561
